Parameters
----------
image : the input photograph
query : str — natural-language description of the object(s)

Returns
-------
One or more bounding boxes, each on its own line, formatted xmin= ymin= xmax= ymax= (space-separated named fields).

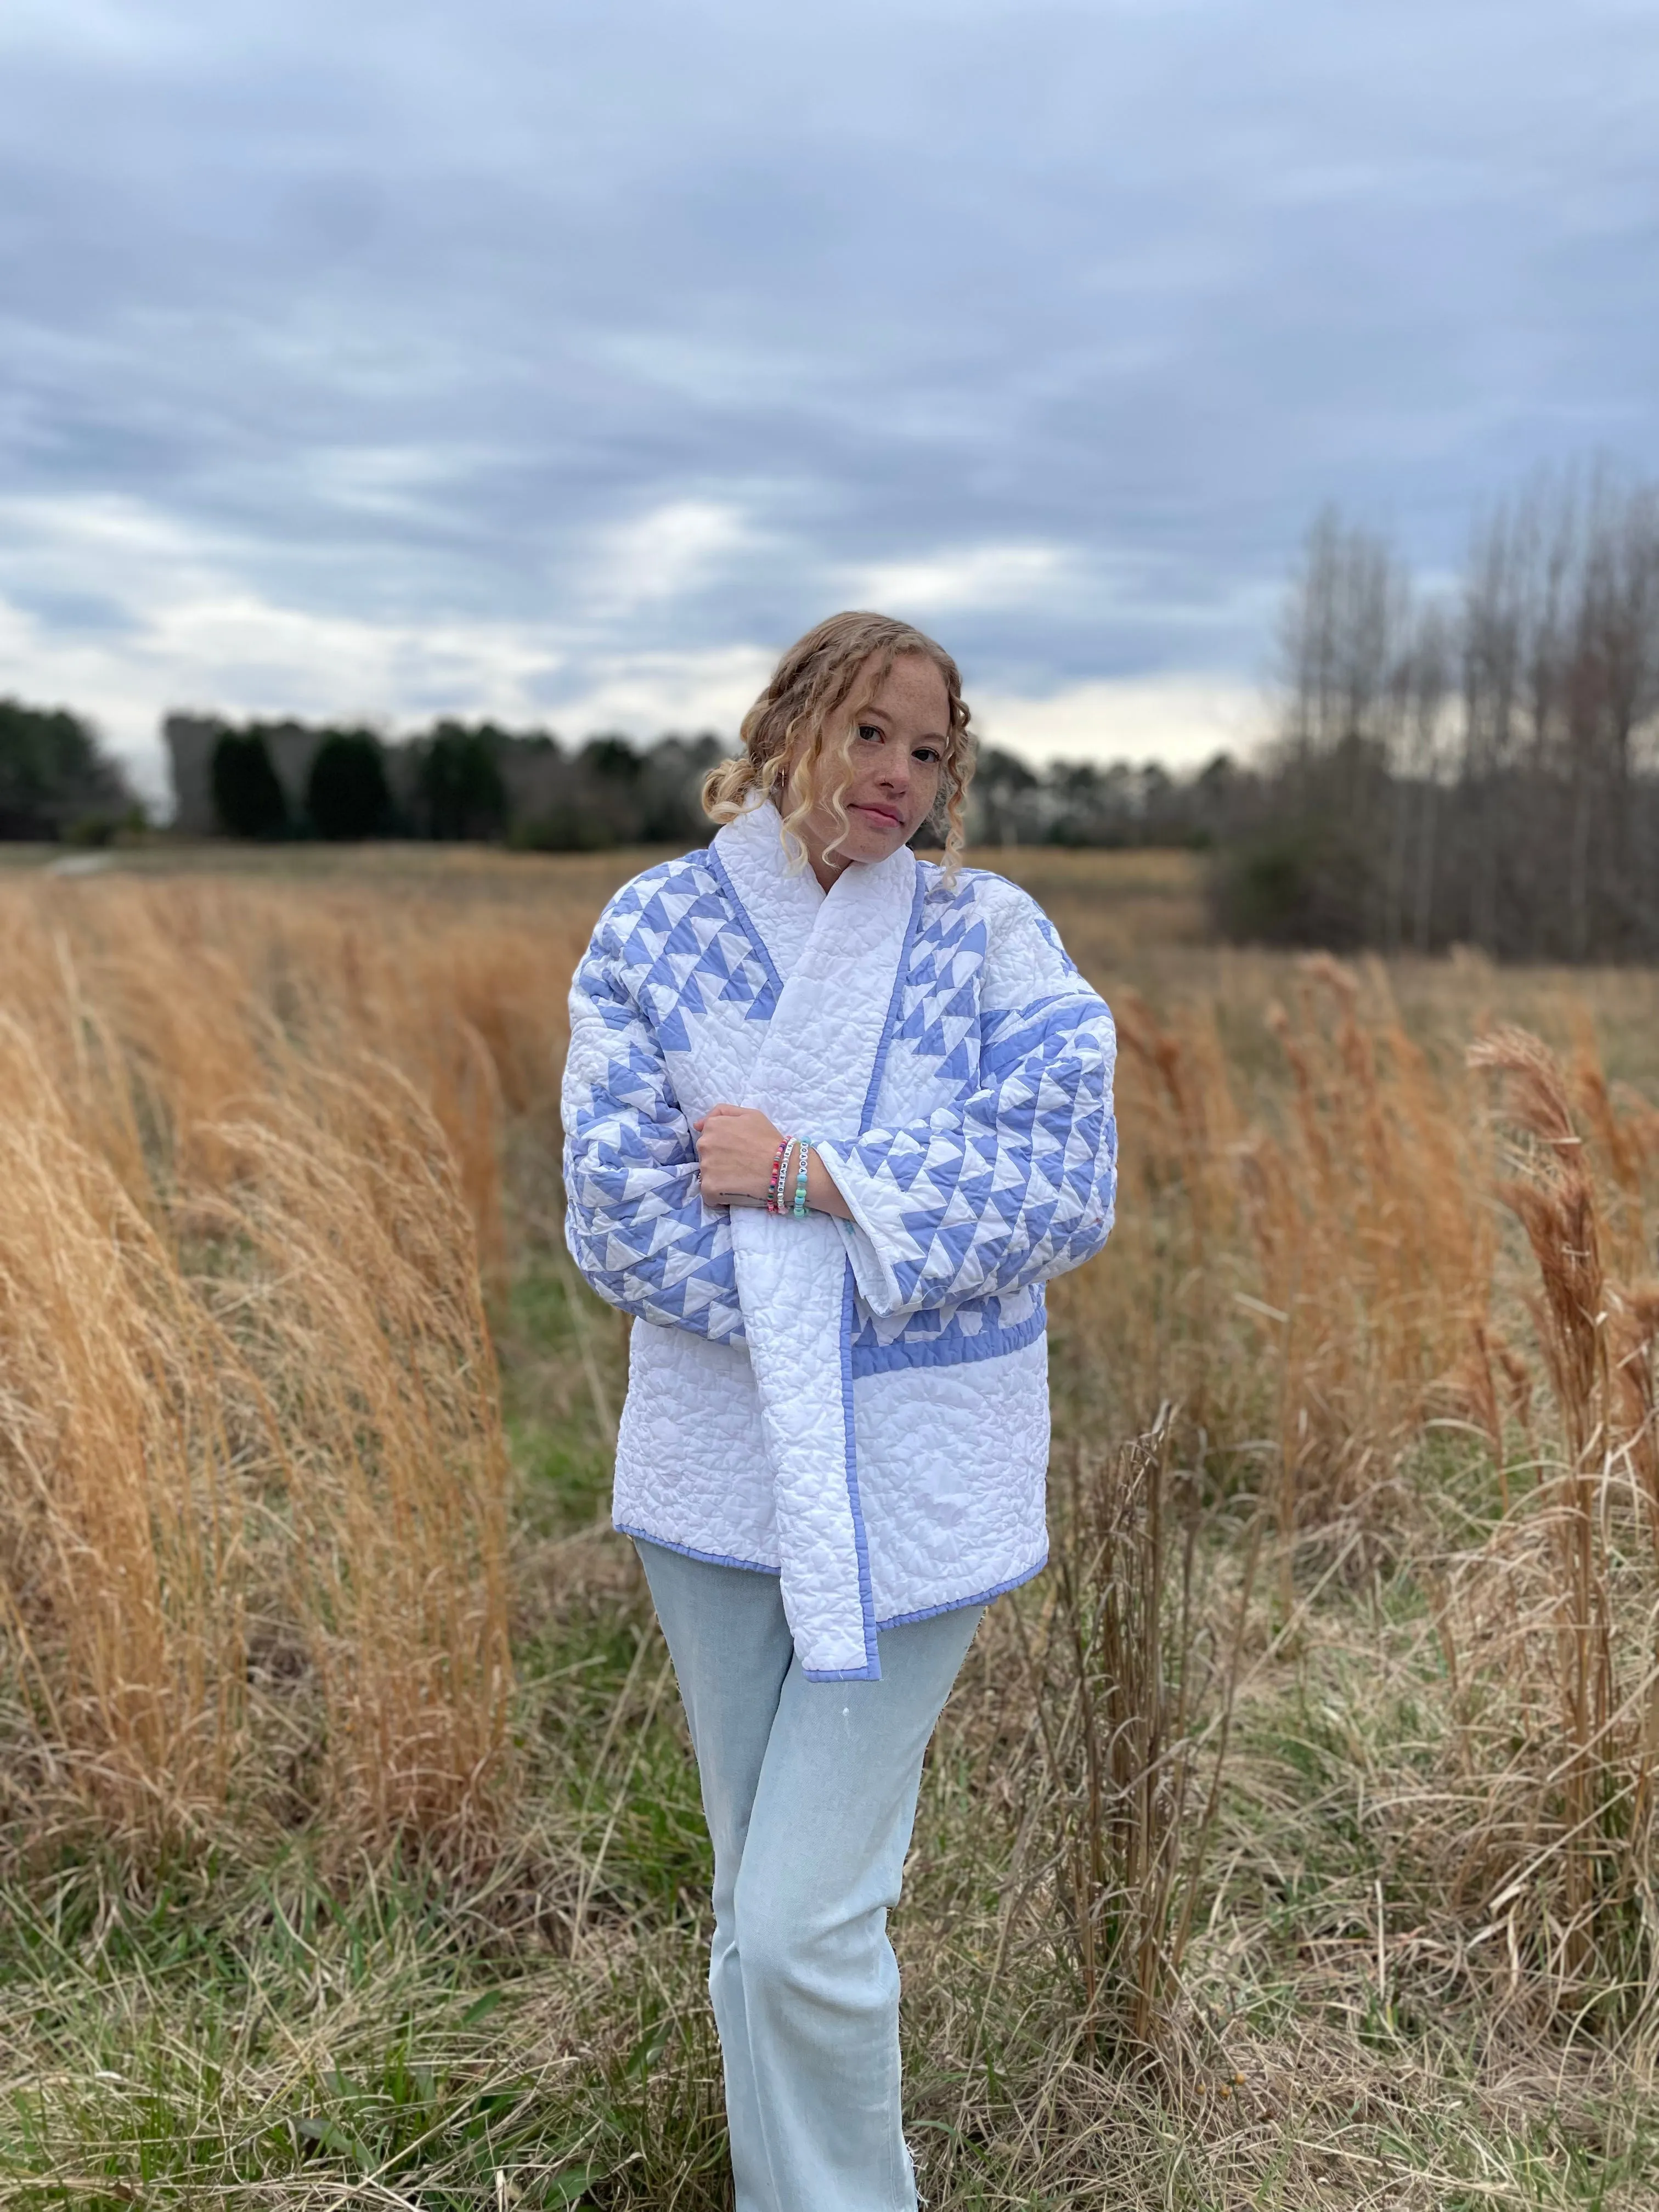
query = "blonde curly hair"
xmin=703 ymin=611 xmax=976 ymax=876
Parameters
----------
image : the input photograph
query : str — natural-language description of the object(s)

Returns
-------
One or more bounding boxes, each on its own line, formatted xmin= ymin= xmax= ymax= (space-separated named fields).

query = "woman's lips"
xmin=852 ymin=802 xmax=904 ymax=828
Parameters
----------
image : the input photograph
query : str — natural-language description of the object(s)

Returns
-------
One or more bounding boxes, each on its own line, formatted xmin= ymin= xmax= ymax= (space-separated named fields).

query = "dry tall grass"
xmin=4 ymin=846 xmax=1659 ymax=2128
xmin=0 ymin=1013 xmax=245 ymax=1843
xmin=1087 ymin=960 xmax=1491 ymax=1538
xmin=1050 ymin=949 xmax=1659 ymax=2046
xmin=0 ymin=874 xmax=585 ymax=1858
xmin=1001 ymin=1415 xmax=1259 ymax=2051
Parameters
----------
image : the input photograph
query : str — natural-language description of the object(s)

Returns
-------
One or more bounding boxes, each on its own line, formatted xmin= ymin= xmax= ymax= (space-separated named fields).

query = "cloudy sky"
xmin=3 ymin=1 xmax=1656 ymax=806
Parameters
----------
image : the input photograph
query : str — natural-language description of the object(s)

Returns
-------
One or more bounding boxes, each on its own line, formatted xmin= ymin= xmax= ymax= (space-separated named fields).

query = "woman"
xmin=562 ymin=612 xmax=1117 ymax=2211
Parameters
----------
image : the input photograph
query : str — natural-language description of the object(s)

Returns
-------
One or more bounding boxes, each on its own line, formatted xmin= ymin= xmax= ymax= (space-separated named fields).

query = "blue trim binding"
xmin=623 ymin=1530 xmax=1047 ymax=1636
xmin=800 ymin=868 xmax=932 ymax=1686
xmin=859 ymin=865 xmax=926 ymax=1130
xmin=618 ymin=1524 xmax=779 ymax=1577
xmin=850 ymin=1306 xmax=1046 ymax=1378
xmin=875 ymin=1551 xmax=1048 ymax=1630
xmin=706 ymin=843 xmax=785 ymax=999
xmin=812 ymin=1259 xmax=882 ymax=1683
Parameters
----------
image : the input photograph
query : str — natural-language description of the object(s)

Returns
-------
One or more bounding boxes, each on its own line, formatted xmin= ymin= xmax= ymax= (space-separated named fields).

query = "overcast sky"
xmin=3 ymin=1 xmax=1656 ymax=804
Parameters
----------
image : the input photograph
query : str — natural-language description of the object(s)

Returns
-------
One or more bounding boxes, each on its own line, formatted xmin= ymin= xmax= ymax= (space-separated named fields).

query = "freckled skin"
xmin=793 ymin=651 xmax=948 ymax=888
xmin=694 ymin=652 xmax=951 ymax=1212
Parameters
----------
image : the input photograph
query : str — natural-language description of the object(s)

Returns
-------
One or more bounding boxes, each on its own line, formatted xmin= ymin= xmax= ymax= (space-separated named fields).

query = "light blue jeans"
xmin=635 ymin=1539 xmax=983 ymax=2212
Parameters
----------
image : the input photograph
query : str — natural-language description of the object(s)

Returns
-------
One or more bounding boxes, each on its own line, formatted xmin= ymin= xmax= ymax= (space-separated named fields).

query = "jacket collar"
xmin=711 ymin=796 xmax=824 ymax=984
xmin=712 ymin=795 xmax=917 ymax=992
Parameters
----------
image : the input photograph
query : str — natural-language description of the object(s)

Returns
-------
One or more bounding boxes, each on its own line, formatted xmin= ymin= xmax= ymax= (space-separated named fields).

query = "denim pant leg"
xmin=636 ymin=1538 xmax=981 ymax=2212
xmin=635 ymin=1542 xmax=794 ymax=2212
xmin=734 ymin=1603 xmax=982 ymax=2212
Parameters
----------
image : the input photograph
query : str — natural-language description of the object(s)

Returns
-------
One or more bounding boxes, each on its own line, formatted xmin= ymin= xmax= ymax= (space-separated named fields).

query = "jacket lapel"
xmin=707 ymin=802 xmax=918 ymax=1677
xmin=709 ymin=796 xmax=823 ymax=991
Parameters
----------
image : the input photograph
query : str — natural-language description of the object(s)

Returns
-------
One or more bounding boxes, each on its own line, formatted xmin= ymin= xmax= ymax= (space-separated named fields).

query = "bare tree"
xmin=1223 ymin=464 xmax=1659 ymax=960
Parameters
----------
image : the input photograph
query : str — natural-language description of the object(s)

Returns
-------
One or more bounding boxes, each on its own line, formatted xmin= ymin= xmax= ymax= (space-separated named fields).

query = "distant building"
xmin=163 ymin=715 xmax=222 ymax=834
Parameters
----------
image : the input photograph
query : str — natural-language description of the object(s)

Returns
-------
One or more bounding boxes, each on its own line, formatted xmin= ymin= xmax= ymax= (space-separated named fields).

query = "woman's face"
xmin=795 ymin=651 xmax=950 ymax=874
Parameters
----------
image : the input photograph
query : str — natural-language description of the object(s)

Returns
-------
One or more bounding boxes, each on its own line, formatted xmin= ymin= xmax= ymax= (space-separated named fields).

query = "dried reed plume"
xmin=1447 ymin=1026 xmax=1659 ymax=2023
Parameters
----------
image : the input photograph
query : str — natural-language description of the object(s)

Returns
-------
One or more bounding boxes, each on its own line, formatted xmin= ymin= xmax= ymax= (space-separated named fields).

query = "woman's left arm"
xmin=813 ymin=899 xmax=1117 ymax=1320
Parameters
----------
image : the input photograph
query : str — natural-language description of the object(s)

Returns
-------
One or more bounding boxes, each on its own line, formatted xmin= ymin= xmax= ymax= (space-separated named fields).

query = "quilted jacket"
xmin=561 ymin=797 xmax=1118 ymax=1678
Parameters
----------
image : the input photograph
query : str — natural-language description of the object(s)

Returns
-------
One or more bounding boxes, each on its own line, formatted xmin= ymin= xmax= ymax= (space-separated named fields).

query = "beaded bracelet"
xmin=792 ymin=1137 xmax=811 ymax=1218
xmin=766 ymin=1137 xmax=792 ymax=1213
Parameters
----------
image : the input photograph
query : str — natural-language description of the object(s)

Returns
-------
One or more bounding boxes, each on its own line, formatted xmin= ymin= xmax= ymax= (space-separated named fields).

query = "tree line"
xmin=1216 ymin=467 xmax=1659 ymax=958
xmin=968 ymin=462 xmax=1659 ymax=958
xmin=200 ymin=719 xmax=728 ymax=849
xmin=0 ymin=698 xmax=141 ymax=843
xmin=6 ymin=457 xmax=1657 ymax=957
xmin=203 ymin=716 xmax=1239 ymax=854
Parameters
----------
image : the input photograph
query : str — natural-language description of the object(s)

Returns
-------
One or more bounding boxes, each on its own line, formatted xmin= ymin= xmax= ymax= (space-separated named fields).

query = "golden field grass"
xmin=1 ymin=839 xmax=1657 ymax=2208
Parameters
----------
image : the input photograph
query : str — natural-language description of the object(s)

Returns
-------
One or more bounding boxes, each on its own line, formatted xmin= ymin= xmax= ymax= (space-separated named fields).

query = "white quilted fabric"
xmin=562 ymin=798 xmax=1118 ymax=1679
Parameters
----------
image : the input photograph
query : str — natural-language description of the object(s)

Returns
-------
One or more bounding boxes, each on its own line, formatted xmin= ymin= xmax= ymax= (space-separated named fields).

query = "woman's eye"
xmin=857 ymin=723 xmax=883 ymax=743
xmin=914 ymin=746 xmax=941 ymax=764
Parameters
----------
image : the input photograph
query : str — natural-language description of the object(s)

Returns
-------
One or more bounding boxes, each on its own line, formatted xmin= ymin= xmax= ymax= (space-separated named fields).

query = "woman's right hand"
xmin=693 ymin=1105 xmax=853 ymax=1220
xmin=692 ymin=1104 xmax=783 ymax=1206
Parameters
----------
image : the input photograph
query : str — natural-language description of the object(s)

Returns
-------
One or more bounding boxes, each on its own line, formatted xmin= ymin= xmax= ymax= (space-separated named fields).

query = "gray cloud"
xmin=2 ymin=0 xmax=1656 ymax=786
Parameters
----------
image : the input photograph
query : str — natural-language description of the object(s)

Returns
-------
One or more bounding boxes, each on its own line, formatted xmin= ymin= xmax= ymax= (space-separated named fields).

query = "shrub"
xmin=1207 ymin=816 xmax=1376 ymax=947
xmin=511 ymin=806 xmax=618 ymax=853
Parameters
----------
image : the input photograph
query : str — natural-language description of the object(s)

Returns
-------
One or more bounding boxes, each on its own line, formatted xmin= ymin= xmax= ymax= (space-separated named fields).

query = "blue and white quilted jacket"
xmin=561 ymin=797 xmax=1118 ymax=1680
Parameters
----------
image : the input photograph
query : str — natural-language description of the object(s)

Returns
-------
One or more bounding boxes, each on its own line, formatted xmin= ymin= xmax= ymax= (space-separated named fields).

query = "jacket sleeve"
xmin=814 ymin=891 xmax=1116 ymax=1321
xmin=560 ymin=905 xmax=745 ymax=1343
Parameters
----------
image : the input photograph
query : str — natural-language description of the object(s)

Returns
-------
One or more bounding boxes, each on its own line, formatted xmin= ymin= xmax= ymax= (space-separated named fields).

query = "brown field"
xmin=1 ymin=840 xmax=1657 ymax=2208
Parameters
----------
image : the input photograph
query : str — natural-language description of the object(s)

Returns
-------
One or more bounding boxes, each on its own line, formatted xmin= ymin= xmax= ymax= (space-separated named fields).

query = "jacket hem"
xmin=874 ymin=1551 xmax=1048 ymax=1629
xmin=621 ymin=1523 xmax=780 ymax=1576
xmin=623 ymin=1527 xmax=1048 ymax=1642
